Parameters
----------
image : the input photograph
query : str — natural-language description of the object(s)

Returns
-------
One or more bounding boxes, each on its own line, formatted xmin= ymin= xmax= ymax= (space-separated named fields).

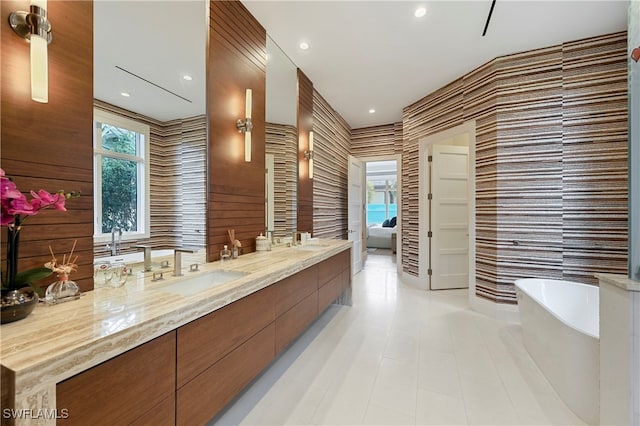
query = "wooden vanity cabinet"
xmin=54 ymin=248 xmax=351 ymax=426
xmin=318 ymin=249 xmax=351 ymax=313
xmin=176 ymin=286 xmax=276 ymax=387
xmin=56 ymin=331 xmax=176 ymax=426
xmin=176 ymin=323 xmax=275 ymax=426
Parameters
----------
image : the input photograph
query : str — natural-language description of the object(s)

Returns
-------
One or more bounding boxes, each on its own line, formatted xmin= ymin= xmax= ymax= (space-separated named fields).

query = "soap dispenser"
xmin=220 ymin=245 xmax=231 ymax=262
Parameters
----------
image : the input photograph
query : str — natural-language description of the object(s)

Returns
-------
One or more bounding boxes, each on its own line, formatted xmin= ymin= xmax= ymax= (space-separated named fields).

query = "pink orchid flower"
xmin=30 ymin=190 xmax=67 ymax=212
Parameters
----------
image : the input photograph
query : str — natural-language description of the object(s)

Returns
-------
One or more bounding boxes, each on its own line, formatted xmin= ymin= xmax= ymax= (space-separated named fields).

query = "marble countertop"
xmin=0 ymin=239 xmax=351 ymax=398
xmin=596 ymin=273 xmax=640 ymax=292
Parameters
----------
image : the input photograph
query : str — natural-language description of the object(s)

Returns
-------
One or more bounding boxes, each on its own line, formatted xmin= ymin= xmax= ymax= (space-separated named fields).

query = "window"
xmin=93 ymin=109 xmax=150 ymax=242
xmin=366 ymin=160 xmax=398 ymax=225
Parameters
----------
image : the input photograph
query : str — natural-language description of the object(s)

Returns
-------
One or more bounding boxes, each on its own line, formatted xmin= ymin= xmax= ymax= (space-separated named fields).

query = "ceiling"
xmin=94 ymin=1 xmax=207 ymax=122
xmin=94 ymin=1 xmax=628 ymax=128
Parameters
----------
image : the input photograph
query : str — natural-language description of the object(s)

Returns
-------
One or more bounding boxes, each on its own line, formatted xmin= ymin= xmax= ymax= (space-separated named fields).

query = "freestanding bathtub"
xmin=514 ymin=278 xmax=599 ymax=425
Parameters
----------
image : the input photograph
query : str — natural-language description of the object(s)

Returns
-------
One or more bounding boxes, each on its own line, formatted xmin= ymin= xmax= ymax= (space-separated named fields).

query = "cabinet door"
xmin=176 ymin=323 xmax=275 ymax=426
xmin=56 ymin=331 xmax=176 ymax=426
xmin=177 ymin=286 xmax=275 ymax=387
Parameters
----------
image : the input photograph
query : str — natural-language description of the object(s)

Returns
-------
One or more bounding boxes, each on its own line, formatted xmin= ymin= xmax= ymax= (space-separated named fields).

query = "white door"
xmin=348 ymin=155 xmax=364 ymax=274
xmin=430 ymin=145 xmax=469 ymax=290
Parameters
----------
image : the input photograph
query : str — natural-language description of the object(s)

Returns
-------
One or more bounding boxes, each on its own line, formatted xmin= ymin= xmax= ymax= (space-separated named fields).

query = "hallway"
xmin=212 ymin=252 xmax=583 ymax=425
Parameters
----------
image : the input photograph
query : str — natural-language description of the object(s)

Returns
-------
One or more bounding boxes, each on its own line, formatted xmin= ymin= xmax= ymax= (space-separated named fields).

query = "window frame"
xmin=93 ymin=109 xmax=151 ymax=243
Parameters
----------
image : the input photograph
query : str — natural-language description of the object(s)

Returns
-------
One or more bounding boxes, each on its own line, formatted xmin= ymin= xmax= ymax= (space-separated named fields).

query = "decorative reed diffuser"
xmin=44 ymin=241 xmax=81 ymax=304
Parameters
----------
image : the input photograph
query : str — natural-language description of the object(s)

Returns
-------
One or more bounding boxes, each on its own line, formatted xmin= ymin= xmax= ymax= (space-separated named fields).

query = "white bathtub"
xmin=515 ymin=278 xmax=599 ymax=425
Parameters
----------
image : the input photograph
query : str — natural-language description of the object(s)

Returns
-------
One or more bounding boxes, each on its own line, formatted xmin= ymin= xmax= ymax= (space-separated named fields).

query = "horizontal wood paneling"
xmin=297 ymin=69 xmax=314 ymax=233
xmin=312 ymin=90 xmax=351 ymax=239
xmin=561 ymin=33 xmax=628 ymax=284
xmin=266 ymin=122 xmax=298 ymax=237
xmin=402 ymin=32 xmax=628 ymax=303
xmin=208 ymin=0 xmax=266 ymax=261
xmin=351 ymin=124 xmax=399 ymax=157
xmin=1 ymin=0 xmax=94 ymax=291
xmin=93 ymin=101 xmax=207 ymax=258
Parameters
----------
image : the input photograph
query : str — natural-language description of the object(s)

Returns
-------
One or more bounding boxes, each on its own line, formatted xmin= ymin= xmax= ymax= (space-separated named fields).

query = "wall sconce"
xmin=236 ymin=89 xmax=253 ymax=162
xmin=304 ymin=131 xmax=315 ymax=179
xmin=9 ymin=0 xmax=52 ymax=103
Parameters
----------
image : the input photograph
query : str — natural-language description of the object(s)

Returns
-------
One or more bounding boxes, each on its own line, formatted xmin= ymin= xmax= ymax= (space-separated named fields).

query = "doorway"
xmin=348 ymin=154 xmax=402 ymax=275
xmin=419 ymin=121 xmax=476 ymax=291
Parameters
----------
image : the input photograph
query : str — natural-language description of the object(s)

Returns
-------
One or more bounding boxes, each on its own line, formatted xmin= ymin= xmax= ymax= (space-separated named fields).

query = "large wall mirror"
xmin=265 ymin=35 xmax=298 ymax=238
xmin=93 ymin=1 xmax=207 ymax=258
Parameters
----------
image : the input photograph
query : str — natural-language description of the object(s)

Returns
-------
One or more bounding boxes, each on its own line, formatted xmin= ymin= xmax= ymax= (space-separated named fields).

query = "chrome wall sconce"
xmin=236 ymin=89 xmax=253 ymax=162
xmin=304 ymin=131 xmax=315 ymax=179
xmin=9 ymin=0 xmax=52 ymax=103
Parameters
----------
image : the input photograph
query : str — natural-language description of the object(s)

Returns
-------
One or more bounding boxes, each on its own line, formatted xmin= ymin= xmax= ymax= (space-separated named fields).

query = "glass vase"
xmin=45 ymin=273 xmax=81 ymax=304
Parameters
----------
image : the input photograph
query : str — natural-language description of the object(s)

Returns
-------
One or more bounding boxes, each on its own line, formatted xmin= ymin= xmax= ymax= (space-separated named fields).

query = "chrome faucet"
xmin=174 ymin=247 xmax=199 ymax=277
xmin=133 ymin=245 xmax=152 ymax=271
xmin=108 ymin=228 xmax=122 ymax=256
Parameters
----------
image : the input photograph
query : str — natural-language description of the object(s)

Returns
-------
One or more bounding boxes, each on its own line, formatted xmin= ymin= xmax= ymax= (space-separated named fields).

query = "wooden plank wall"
xmin=1 ymin=1 xmax=95 ymax=291
xmin=207 ymin=1 xmax=266 ymax=261
xmin=92 ymin=101 xmax=206 ymax=257
xmin=266 ymin=123 xmax=298 ymax=237
xmin=297 ymin=69 xmax=314 ymax=234
xmin=561 ymin=34 xmax=629 ymax=283
xmin=312 ymin=90 xmax=351 ymax=240
xmin=351 ymin=124 xmax=400 ymax=157
xmin=402 ymin=31 xmax=627 ymax=303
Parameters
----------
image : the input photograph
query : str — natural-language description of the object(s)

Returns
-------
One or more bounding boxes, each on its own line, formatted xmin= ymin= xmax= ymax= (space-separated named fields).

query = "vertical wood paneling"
xmin=93 ymin=101 xmax=206 ymax=257
xmin=312 ymin=90 xmax=351 ymax=239
xmin=402 ymin=32 xmax=628 ymax=303
xmin=208 ymin=0 xmax=266 ymax=261
xmin=297 ymin=69 xmax=314 ymax=233
xmin=561 ymin=33 xmax=628 ymax=284
xmin=266 ymin=123 xmax=298 ymax=237
xmin=1 ymin=1 xmax=94 ymax=291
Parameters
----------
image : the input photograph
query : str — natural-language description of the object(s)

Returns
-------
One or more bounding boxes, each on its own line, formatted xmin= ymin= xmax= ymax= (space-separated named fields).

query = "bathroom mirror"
xmin=93 ymin=1 xmax=207 ymax=257
xmin=265 ymin=35 xmax=298 ymax=238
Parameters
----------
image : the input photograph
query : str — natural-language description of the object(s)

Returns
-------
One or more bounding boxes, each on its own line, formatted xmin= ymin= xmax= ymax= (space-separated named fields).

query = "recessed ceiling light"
xmin=183 ymin=75 xmax=193 ymax=81
xmin=369 ymin=109 xmax=376 ymax=114
xmin=415 ymin=6 xmax=427 ymax=18
xmin=299 ymin=41 xmax=310 ymax=50
xmin=121 ymin=92 xmax=130 ymax=97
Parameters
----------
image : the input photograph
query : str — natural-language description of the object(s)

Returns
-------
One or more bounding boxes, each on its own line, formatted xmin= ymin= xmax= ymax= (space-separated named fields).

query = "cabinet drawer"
xmin=318 ymin=274 xmax=341 ymax=314
xmin=318 ymin=253 xmax=342 ymax=287
xmin=275 ymin=291 xmax=318 ymax=354
xmin=57 ymin=331 xmax=176 ymax=426
xmin=275 ymin=265 xmax=318 ymax=317
xmin=130 ymin=394 xmax=175 ymax=426
xmin=177 ymin=286 xmax=275 ymax=387
xmin=176 ymin=323 xmax=275 ymax=426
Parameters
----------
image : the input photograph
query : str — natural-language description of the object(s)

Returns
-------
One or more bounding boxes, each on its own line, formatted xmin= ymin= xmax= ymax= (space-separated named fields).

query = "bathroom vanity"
xmin=0 ymin=240 xmax=351 ymax=426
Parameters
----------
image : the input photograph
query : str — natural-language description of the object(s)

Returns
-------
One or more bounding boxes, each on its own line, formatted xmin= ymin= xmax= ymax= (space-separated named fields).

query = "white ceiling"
xmin=94 ymin=0 xmax=207 ymax=122
xmin=94 ymin=1 xmax=628 ymax=128
xmin=243 ymin=0 xmax=628 ymax=129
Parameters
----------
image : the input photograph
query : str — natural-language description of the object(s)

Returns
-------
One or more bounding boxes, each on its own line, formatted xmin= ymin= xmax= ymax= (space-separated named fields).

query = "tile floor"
xmin=211 ymin=250 xmax=585 ymax=425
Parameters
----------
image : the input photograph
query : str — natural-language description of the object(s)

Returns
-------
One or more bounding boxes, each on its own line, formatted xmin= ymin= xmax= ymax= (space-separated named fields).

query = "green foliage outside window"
xmin=100 ymin=124 xmax=138 ymax=233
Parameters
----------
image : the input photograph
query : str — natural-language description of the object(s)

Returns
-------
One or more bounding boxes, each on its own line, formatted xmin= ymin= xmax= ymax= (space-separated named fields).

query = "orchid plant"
xmin=1 ymin=168 xmax=79 ymax=293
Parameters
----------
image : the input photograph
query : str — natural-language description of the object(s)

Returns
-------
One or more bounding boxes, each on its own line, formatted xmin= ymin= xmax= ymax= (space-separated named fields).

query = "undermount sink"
xmin=151 ymin=270 xmax=249 ymax=296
